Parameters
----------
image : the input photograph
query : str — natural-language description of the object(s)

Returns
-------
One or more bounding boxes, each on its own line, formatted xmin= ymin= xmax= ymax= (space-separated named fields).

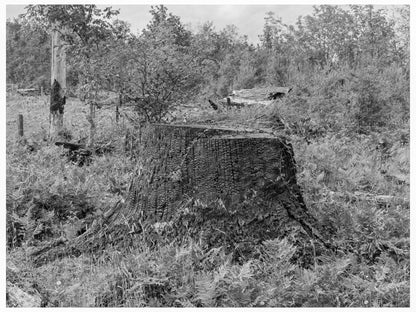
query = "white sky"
xmin=5 ymin=3 xmax=400 ymax=44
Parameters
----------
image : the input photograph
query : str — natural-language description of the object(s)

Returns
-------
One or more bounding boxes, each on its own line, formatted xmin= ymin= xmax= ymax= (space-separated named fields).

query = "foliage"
xmin=143 ymin=5 xmax=192 ymax=47
xmin=23 ymin=5 xmax=119 ymax=44
xmin=6 ymin=4 xmax=410 ymax=308
xmin=119 ymin=14 xmax=201 ymax=121
xmin=6 ymin=97 xmax=136 ymax=250
xmin=6 ymin=18 xmax=50 ymax=89
xmin=8 ymin=236 xmax=409 ymax=307
xmin=8 ymin=4 xmax=409 ymax=129
xmin=7 ymin=92 xmax=409 ymax=307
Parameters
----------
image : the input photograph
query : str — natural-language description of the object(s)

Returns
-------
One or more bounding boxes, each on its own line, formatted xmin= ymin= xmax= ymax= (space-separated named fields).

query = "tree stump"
xmin=76 ymin=124 xmax=333 ymax=256
xmin=126 ymin=124 xmax=298 ymax=221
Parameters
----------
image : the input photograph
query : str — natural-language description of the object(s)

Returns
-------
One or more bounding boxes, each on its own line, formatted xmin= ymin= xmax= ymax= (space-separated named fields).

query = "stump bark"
xmin=126 ymin=124 xmax=298 ymax=221
xmin=76 ymin=124 xmax=333 ymax=255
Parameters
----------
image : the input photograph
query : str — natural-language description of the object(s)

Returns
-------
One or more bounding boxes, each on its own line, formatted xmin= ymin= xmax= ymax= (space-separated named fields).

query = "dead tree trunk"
xmin=50 ymin=28 xmax=66 ymax=137
xmin=75 ymin=124 xmax=334 ymax=256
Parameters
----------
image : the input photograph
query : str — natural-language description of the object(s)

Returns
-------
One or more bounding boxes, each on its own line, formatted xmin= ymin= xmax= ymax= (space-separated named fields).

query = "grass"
xmin=6 ymin=94 xmax=410 ymax=307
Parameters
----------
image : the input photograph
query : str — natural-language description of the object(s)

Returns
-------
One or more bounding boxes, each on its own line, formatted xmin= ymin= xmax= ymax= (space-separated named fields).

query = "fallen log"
xmin=55 ymin=141 xmax=92 ymax=166
xmin=17 ymin=88 xmax=40 ymax=96
xmin=208 ymin=99 xmax=219 ymax=110
xmin=328 ymin=190 xmax=409 ymax=204
xmin=55 ymin=141 xmax=85 ymax=151
xmin=55 ymin=141 xmax=114 ymax=166
xmin=232 ymin=87 xmax=292 ymax=100
xmin=219 ymin=87 xmax=293 ymax=108
xmin=219 ymin=97 xmax=246 ymax=108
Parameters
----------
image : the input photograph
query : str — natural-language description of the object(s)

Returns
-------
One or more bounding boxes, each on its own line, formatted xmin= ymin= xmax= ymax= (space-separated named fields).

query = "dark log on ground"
xmin=208 ymin=99 xmax=218 ymax=110
xmin=55 ymin=141 xmax=85 ymax=151
xmin=74 ymin=124 xmax=334 ymax=259
xmin=232 ymin=87 xmax=292 ymax=100
xmin=56 ymin=141 xmax=113 ymax=154
xmin=55 ymin=141 xmax=114 ymax=166
xmin=55 ymin=141 xmax=92 ymax=166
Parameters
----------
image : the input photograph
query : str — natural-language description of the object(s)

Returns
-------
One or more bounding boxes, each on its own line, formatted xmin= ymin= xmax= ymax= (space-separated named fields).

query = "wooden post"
xmin=18 ymin=114 xmax=23 ymax=137
xmin=87 ymin=102 xmax=96 ymax=147
xmin=40 ymin=86 xmax=44 ymax=97
xmin=116 ymin=94 xmax=121 ymax=123
xmin=50 ymin=27 xmax=66 ymax=137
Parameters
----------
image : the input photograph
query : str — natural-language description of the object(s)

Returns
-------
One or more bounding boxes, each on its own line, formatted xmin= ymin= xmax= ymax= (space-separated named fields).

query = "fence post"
xmin=18 ymin=114 xmax=24 ymax=137
xmin=116 ymin=93 xmax=121 ymax=123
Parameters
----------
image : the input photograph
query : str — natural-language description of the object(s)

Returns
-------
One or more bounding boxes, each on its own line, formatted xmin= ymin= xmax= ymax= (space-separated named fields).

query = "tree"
xmin=349 ymin=5 xmax=396 ymax=67
xmin=391 ymin=6 xmax=409 ymax=77
xmin=191 ymin=22 xmax=254 ymax=97
xmin=6 ymin=18 xmax=50 ymax=89
xmin=24 ymin=5 xmax=119 ymax=142
xmin=112 ymin=5 xmax=200 ymax=122
xmin=144 ymin=5 xmax=192 ymax=47
xmin=259 ymin=11 xmax=285 ymax=51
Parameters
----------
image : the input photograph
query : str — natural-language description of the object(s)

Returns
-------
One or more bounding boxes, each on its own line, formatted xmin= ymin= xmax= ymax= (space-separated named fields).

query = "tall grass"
xmin=6 ymin=96 xmax=409 ymax=307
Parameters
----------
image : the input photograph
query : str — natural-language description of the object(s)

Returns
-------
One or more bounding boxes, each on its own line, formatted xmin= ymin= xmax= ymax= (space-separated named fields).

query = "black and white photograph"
xmin=4 ymin=1 xmax=411 ymax=308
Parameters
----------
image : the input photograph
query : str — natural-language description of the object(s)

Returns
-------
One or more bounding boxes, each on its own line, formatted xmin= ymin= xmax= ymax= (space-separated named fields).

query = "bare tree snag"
xmin=50 ymin=28 xmax=66 ymax=137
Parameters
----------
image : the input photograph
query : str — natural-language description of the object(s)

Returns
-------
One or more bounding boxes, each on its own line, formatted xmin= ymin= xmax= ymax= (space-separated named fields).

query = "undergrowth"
xmin=6 ymin=96 xmax=410 ymax=307
xmin=8 ymin=235 xmax=409 ymax=307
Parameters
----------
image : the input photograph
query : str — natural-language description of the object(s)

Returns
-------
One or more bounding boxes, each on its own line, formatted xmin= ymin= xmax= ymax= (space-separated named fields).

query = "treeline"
xmin=6 ymin=5 xmax=409 ymax=129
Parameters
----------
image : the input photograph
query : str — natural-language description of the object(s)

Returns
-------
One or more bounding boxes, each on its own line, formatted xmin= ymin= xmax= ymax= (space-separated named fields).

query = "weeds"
xmin=6 ymin=96 xmax=409 ymax=307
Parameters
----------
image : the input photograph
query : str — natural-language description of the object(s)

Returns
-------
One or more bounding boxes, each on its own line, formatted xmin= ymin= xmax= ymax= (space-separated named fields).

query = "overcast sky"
xmin=6 ymin=4 xmax=397 ymax=44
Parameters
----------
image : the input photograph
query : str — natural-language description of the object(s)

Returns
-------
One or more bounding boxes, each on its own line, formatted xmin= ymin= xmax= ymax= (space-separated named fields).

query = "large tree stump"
xmin=126 ymin=124 xmax=298 ymax=220
xmin=76 ymin=124 xmax=333 ymax=257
